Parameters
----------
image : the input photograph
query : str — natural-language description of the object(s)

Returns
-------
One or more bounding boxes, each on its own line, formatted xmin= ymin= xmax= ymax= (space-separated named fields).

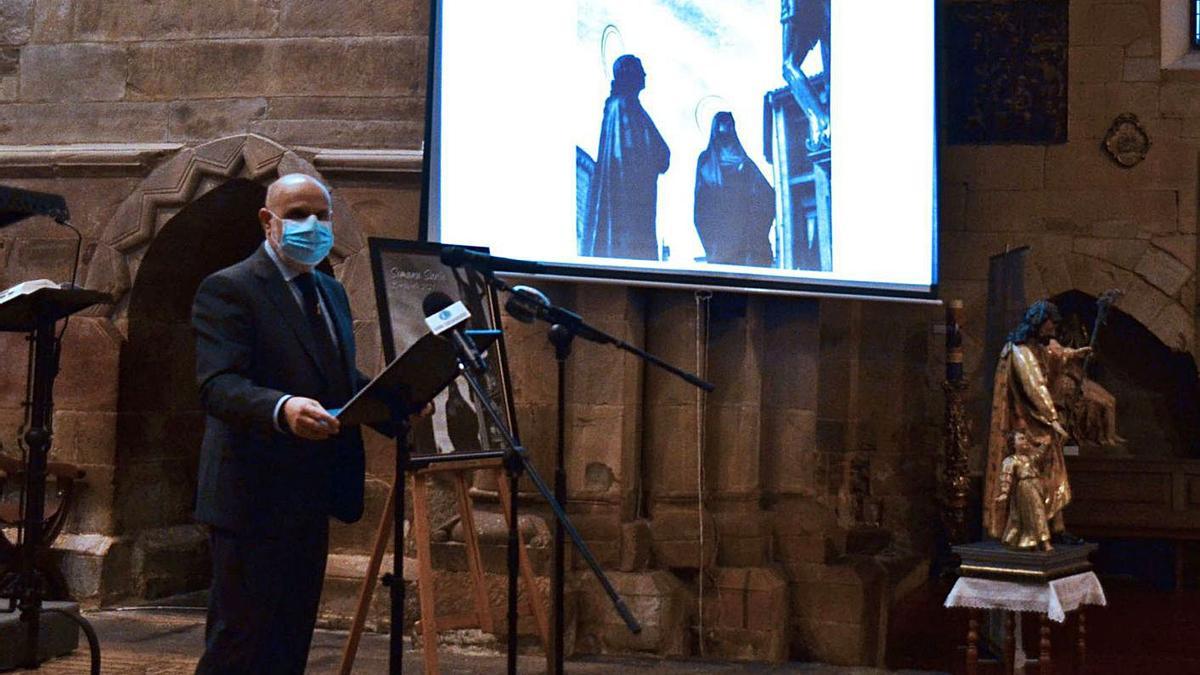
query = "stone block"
xmin=1148 ymin=301 xmax=1194 ymax=352
xmin=792 ymin=618 xmax=870 ymax=666
xmin=575 ymin=570 xmax=695 ymax=658
xmin=127 ymin=38 xmax=425 ymax=101
xmin=30 ymin=0 xmax=72 ymax=43
xmin=1069 ymin=45 xmax=1125 ymax=83
xmin=1135 ymin=245 xmax=1193 ymax=297
xmin=64 ymin=463 xmax=116 ymax=535
xmin=167 ymin=97 xmax=267 ymax=142
xmin=0 ymin=1 xmax=31 ymax=45
xmin=113 ymin=457 xmax=198 ymax=532
xmin=73 ymin=0 xmax=278 ymax=41
xmin=713 ymin=511 xmax=768 ymax=567
xmin=329 ymin=476 xmax=391 ymax=553
xmin=648 ymin=507 xmax=716 ymax=570
xmin=761 ymin=411 xmax=818 ymax=496
xmin=249 ymin=118 xmax=422 ymax=149
xmin=704 ymin=626 xmax=788 ymax=663
xmin=940 ymin=146 xmax=1045 ymax=190
xmin=19 ymin=43 xmax=128 ymax=102
xmin=564 ymin=406 xmax=629 ymax=504
xmin=1075 ymin=3 xmax=1151 ymax=47
xmin=1151 ymin=235 xmax=1196 ymax=271
xmin=49 ymin=410 xmax=117 ymax=466
xmin=1164 ymin=82 xmax=1200 ymax=119
xmin=279 ymin=0 xmax=426 ymax=36
xmin=775 ymin=531 xmax=840 ymax=565
xmin=643 ymin=403 xmax=701 ymax=499
xmin=1073 ymin=237 xmax=1148 ymax=271
xmin=1123 ymin=57 xmax=1160 ymax=82
xmin=126 ymin=40 xmax=269 ymax=100
xmin=619 ymin=519 xmax=652 ymax=572
xmin=267 ymin=95 xmax=424 ymax=122
xmin=0 ymin=101 xmax=169 ymax=143
xmin=701 ymin=567 xmax=788 ymax=662
xmin=704 ymin=567 xmax=787 ymax=631
xmin=0 ymin=332 xmax=27 ymax=408
xmin=55 ymin=316 xmax=122 ymax=412
xmin=708 ymin=403 xmax=761 ymax=495
xmin=134 ymin=524 xmax=210 ymax=599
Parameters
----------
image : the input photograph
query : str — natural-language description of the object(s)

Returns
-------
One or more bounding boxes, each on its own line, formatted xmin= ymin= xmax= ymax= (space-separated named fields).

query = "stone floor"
xmin=18 ymin=608 xmax=943 ymax=674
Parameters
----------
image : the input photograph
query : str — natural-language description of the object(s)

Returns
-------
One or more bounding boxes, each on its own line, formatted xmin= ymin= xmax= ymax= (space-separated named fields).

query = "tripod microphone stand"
xmin=457 ymin=266 xmax=716 ymax=674
xmin=443 ymin=323 xmax=645 ymax=674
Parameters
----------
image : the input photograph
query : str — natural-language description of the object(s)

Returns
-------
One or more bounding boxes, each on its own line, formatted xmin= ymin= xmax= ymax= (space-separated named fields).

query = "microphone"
xmin=422 ymin=291 xmax=487 ymax=372
xmin=504 ymin=285 xmax=551 ymax=324
xmin=439 ymin=247 xmax=544 ymax=275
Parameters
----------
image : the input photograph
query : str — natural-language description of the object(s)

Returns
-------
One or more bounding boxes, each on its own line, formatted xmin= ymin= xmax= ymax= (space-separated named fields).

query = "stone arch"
xmin=1023 ymin=240 xmax=1195 ymax=355
xmin=83 ymin=133 xmax=368 ymax=319
xmin=59 ymin=134 xmax=380 ymax=603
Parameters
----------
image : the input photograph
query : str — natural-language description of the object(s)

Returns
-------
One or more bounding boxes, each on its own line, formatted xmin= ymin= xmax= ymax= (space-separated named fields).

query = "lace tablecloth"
xmin=943 ymin=571 xmax=1106 ymax=623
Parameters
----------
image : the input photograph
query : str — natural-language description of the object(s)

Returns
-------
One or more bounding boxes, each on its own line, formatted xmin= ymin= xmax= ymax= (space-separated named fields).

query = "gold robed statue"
xmin=994 ymin=431 xmax=1052 ymax=550
xmin=984 ymin=300 xmax=1092 ymax=548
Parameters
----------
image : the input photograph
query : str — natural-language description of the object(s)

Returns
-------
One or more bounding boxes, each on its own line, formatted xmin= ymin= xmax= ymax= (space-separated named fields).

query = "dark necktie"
xmin=292 ymin=272 xmax=342 ymax=375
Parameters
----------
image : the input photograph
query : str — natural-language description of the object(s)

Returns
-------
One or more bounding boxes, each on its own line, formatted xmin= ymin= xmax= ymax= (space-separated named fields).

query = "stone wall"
xmin=0 ymin=0 xmax=950 ymax=667
xmin=0 ymin=0 xmax=426 ymax=147
xmin=940 ymin=0 xmax=1200 ymax=475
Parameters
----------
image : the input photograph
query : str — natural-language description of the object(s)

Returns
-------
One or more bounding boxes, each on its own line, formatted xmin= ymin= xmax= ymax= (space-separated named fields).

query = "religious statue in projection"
xmin=984 ymin=300 xmax=1092 ymax=547
xmin=993 ymin=431 xmax=1053 ymax=550
xmin=581 ymin=54 xmax=671 ymax=261
xmin=693 ymin=112 xmax=776 ymax=267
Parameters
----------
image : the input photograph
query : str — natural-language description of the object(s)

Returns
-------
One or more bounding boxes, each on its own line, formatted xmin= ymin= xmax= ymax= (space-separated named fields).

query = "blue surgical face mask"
xmin=276 ymin=214 xmax=334 ymax=266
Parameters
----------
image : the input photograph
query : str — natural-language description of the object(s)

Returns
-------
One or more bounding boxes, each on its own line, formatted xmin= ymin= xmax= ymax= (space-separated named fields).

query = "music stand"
xmin=0 ymin=286 xmax=110 ymax=671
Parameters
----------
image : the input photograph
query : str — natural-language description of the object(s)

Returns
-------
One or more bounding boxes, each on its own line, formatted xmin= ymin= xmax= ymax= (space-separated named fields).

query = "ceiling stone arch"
xmin=83 ymin=133 xmax=367 ymax=318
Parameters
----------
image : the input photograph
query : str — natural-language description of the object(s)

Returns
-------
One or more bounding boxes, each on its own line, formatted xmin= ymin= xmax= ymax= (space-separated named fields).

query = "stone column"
xmin=643 ymin=290 xmax=715 ymax=569
xmin=704 ymin=294 xmax=767 ymax=567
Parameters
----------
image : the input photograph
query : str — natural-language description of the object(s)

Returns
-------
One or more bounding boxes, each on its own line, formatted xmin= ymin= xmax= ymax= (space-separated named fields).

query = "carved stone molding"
xmin=82 ymin=134 xmax=368 ymax=318
xmin=307 ymin=147 xmax=424 ymax=174
xmin=0 ymin=143 xmax=184 ymax=177
xmin=0 ymin=143 xmax=424 ymax=176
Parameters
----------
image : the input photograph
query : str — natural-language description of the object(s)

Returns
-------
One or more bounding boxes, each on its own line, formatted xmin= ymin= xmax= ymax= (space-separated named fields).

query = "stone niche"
xmin=1051 ymin=289 xmax=1200 ymax=459
xmin=8 ymin=134 xmax=374 ymax=605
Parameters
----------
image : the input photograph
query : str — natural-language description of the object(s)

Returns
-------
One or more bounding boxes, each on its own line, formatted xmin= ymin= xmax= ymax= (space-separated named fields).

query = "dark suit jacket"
xmin=191 ymin=245 xmax=367 ymax=535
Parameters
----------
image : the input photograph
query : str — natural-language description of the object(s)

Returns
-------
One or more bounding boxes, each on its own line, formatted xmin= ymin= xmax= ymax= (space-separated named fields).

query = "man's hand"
xmin=415 ymin=401 xmax=435 ymax=419
xmin=283 ymin=397 xmax=340 ymax=440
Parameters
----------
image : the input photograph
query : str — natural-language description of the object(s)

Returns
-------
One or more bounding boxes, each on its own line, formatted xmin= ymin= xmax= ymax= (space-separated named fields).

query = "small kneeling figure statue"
xmin=995 ymin=430 xmax=1053 ymax=551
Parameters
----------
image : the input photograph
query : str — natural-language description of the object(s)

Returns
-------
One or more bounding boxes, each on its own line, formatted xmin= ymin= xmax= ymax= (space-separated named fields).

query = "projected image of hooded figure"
xmin=694 ymin=112 xmax=775 ymax=267
xmin=581 ymin=54 xmax=670 ymax=261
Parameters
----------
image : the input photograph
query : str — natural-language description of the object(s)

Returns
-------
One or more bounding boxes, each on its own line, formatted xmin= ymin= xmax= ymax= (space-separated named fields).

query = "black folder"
xmin=335 ymin=329 xmax=500 ymax=427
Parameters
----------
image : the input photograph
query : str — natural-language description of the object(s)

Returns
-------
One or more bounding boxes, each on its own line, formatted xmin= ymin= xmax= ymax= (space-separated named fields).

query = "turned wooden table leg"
xmin=967 ymin=610 xmax=979 ymax=675
xmin=1004 ymin=611 xmax=1016 ymax=675
xmin=1076 ymin=610 xmax=1086 ymax=674
xmin=1040 ymin=614 xmax=1052 ymax=675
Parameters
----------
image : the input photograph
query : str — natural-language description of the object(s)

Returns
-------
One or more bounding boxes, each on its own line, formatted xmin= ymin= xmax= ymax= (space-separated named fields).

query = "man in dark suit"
xmin=191 ymin=173 xmax=366 ymax=673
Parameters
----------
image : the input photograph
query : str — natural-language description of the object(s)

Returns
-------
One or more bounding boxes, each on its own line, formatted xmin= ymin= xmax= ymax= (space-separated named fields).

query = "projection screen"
xmin=421 ymin=0 xmax=938 ymax=299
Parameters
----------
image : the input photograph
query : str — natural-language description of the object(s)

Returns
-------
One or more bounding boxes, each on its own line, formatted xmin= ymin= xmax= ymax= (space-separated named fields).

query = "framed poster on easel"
xmin=367 ymin=237 xmax=520 ymax=460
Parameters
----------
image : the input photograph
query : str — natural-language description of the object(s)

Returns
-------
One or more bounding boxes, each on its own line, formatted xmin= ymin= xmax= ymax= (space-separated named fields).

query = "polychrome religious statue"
xmin=984 ymin=300 xmax=1091 ymax=547
xmin=994 ymin=431 xmax=1053 ymax=550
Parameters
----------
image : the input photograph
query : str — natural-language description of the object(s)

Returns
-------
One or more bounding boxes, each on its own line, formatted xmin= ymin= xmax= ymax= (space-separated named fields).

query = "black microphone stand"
xmin=458 ymin=265 xmax=715 ymax=674
xmin=445 ymin=324 xmax=644 ymax=675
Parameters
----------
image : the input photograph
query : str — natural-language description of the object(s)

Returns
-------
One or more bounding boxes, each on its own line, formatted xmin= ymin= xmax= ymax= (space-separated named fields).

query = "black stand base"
xmin=955 ymin=540 xmax=1098 ymax=581
xmin=0 ymin=601 xmax=80 ymax=669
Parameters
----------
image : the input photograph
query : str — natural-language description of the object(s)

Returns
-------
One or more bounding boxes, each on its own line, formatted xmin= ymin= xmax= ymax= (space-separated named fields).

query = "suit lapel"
xmin=250 ymin=247 xmax=327 ymax=377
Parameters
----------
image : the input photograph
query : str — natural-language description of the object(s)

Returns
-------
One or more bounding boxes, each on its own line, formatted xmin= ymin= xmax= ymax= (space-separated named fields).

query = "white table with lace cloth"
xmin=944 ymin=572 xmax=1106 ymax=674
